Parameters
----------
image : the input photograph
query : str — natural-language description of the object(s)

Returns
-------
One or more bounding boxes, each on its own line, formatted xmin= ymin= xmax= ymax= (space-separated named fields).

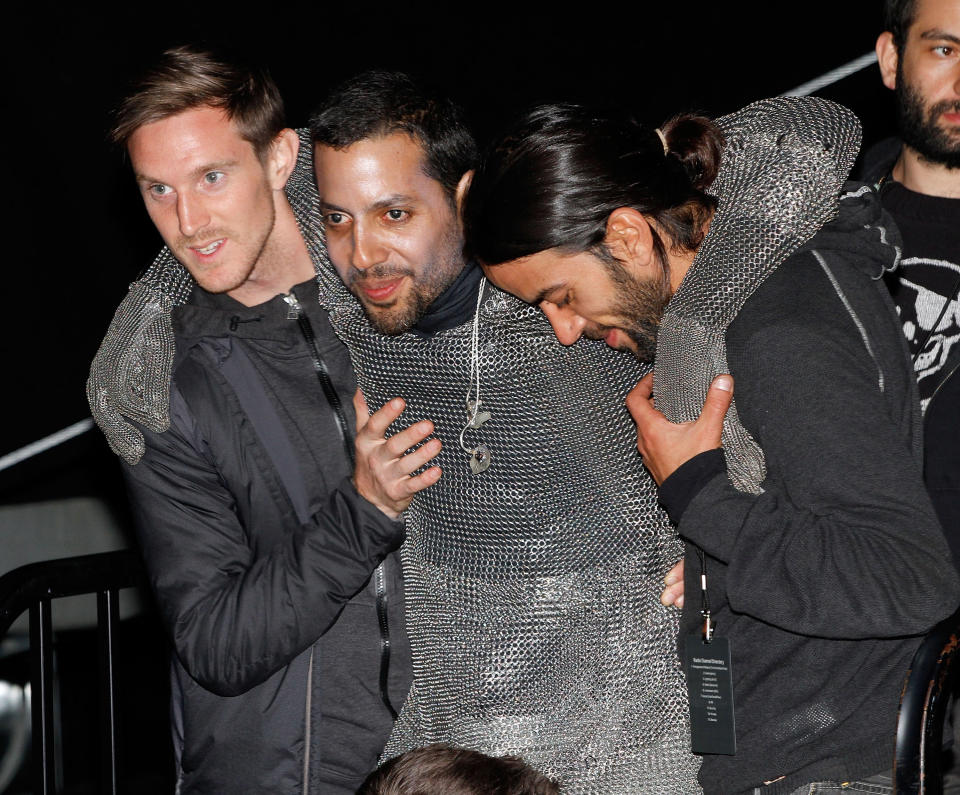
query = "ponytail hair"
xmin=465 ymin=104 xmax=723 ymax=269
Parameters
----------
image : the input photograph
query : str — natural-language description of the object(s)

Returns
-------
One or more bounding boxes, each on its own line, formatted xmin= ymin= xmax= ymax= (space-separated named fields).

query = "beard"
xmin=592 ymin=256 xmax=672 ymax=363
xmin=347 ymin=226 xmax=465 ymax=335
xmin=896 ymin=64 xmax=960 ymax=169
xmin=175 ymin=192 xmax=277 ymax=295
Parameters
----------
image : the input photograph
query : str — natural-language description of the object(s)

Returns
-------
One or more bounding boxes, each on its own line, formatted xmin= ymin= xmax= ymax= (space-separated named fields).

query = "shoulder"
xmin=855 ymin=137 xmax=901 ymax=184
xmin=733 ymin=185 xmax=900 ymax=342
xmin=730 ymin=248 xmax=850 ymax=341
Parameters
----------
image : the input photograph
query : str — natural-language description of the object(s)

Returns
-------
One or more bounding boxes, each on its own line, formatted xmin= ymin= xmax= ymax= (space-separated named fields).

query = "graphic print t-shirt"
xmin=881 ymin=181 xmax=960 ymax=410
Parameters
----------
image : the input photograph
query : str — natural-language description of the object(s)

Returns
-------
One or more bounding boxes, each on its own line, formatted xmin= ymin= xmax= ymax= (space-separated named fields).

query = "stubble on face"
xmin=347 ymin=216 xmax=464 ymax=335
xmin=590 ymin=256 xmax=672 ymax=362
xmin=897 ymin=62 xmax=960 ymax=169
xmin=175 ymin=205 xmax=276 ymax=295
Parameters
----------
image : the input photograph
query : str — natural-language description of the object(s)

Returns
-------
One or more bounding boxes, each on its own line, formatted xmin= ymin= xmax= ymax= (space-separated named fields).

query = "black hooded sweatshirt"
xmin=658 ymin=186 xmax=960 ymax=793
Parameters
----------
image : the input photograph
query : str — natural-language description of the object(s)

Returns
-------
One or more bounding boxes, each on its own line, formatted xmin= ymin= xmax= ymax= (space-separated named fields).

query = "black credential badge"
xmin=683 ymin=548 xmax=736 ymax=755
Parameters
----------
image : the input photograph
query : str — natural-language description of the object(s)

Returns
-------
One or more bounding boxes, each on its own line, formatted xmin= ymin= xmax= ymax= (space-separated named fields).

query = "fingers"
xmin=665 ymin=559 xmax=684 ymax=585
xmin=661 ymin=562 xmax=684 ymax=607
xmin=660 ymin=559 xmax=685 ymax=608
xmin=353 ymin=389 xmax=370 ymax=434
xmin=660 ymin=581 xmax=685 ymax=608
xmin=362 ymin=397 xmax=406 ymax=439
xmin=395 ymin=436 xmax=443 ymax=475
xmin=635 ymin=371 xmax=654 ymax=399
xmin=402 ymin=464 xmax=443 ymax=495
xmin=626 ymin=373 xmax=656 ymax=423
xmin=384 ymin=419 xmax=437 ymax=458
xmin=353 ymin=396 xmax=443 ymax=517
xmin=697 ymin=374 xmax=734 ymax=433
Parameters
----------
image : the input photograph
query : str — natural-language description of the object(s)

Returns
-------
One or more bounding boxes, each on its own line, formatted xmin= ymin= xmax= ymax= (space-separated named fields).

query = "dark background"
xmin=0 ymin=3 xmax=893 ymax=504
xmin=0 ymin=3 xmax=895 ymax=789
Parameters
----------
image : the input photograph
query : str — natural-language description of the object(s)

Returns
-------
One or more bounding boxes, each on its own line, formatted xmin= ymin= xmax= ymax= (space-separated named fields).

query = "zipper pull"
xmin=282 ymin=292 xmax=302 ymax=320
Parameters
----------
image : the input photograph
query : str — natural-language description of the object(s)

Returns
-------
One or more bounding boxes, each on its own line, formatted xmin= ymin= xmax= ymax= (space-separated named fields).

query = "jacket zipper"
xmin=302 ymin=646 xmax=314 ymax=795
xmin=282 ymin=291 xmax=399 ymax=743
xmin=283 ymin=292 xmax=354 ymax=465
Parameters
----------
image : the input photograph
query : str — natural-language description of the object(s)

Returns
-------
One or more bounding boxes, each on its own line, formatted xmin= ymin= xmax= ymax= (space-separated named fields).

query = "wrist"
xmin=658 ymin=448 xmax=726 ymax=524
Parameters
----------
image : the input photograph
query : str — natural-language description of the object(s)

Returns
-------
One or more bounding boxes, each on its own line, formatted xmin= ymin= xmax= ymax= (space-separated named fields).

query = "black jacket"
xmin=123 ymin=278 xmax=410 ymax=794
xmin=660 ymin=187 xmax=960 ymax=793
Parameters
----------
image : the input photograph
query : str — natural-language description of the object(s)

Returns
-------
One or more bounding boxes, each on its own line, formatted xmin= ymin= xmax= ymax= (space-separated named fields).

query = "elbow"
xmin=893 ymin=553 xmax=960 ymax=633
xmin=174 ymin=645 xmax=274 ymax=697
xmin=169 ymin=610 xmax=276 ymax=697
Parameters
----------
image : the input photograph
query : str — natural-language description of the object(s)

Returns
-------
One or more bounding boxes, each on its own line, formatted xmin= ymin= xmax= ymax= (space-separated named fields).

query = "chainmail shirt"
xmin=317 ymin=267 xmax=698 ymax=791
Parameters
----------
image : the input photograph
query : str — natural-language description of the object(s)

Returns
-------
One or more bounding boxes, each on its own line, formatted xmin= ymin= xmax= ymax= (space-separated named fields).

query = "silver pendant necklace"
xmin=459 ymin=277 xmax=492 ymax=474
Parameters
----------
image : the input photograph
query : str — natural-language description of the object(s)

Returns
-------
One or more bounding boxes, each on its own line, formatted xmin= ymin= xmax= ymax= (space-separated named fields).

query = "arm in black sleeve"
xmin=675 ymin=308 xmax=960 ymax=639
xmin=658 ymin=448 xmax=727 ymax=523
xmin=123 ymin=402 xmax=404 ymax=697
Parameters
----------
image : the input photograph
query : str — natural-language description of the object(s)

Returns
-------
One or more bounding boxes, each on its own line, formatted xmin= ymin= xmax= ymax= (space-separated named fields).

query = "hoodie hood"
xmin=798 ymin=182 xmax=903 ymax=281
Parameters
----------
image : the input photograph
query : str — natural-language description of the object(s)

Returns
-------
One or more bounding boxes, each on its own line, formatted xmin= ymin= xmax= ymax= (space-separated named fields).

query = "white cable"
xmin=782 ymin=51 xmax=877 ymax=97
xmin=0 ymin=417 xmax=95 ymax=473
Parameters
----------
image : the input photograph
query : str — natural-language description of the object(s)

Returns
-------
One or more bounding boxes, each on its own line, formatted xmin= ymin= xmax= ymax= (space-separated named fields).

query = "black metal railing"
xmin=895 ymin=603 xmax=960 ymax=794
xmin=0 ymin=550 xmax=146 ymax=795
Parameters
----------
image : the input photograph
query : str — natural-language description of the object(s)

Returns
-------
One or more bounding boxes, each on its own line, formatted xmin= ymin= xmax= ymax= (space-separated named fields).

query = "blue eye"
xmin=149 ymin=184 xmax=171 ymax=196
xmin=204 ymin=171 xmax=224 ymax=184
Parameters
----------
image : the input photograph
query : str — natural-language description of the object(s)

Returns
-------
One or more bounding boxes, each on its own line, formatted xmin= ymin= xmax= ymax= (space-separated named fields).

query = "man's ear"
xmin=455 ymin=170 xmax=473 ymax=217
xmin=876 ymin=31 xmax=899 ymax=91
xmin=265 ymin=128 xmax=300 ymax=190
xmin=604 ymin=207 xmax=657 ymax=273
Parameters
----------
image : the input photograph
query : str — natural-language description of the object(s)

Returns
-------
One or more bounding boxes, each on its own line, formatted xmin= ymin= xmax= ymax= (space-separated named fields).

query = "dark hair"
xmin=464 ymin=103 xmax=723 ymax=270
xmin=111 ymin=45 xmax=286 ymax=158
xmin=359 ymin=744 xmax=560 ymax=795
xmin=885 ymin=0 xmax=918 ymax=51
xmin=309 ymin=70 xmax=478 ymax=200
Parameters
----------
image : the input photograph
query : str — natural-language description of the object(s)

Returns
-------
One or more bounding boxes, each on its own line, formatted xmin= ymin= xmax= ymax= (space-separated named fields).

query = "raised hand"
xmin=626 ymin=373 xmax=733 ymax=486
xmin=352 ymin=390 xmax=442 ymax=519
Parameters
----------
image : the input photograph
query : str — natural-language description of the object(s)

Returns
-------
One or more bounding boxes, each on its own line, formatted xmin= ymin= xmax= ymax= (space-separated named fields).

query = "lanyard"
xmin=697 ymin=547 xmax=715 ymax=643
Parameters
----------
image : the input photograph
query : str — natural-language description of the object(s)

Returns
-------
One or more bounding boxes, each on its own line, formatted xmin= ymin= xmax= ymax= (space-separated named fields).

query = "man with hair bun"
xmin=466 ymin=98 xmax=960 ymax=792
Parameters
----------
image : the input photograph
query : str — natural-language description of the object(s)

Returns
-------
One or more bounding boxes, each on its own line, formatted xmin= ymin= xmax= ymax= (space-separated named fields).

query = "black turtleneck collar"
xmin=410 ymin=261 xmax=483 ymax=338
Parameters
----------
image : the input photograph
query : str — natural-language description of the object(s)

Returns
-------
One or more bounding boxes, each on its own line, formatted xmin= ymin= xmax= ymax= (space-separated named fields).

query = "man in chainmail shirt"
xmin=465 ymin=99 xmax=960 ymax=793
xmin=90 ymin=67 xmax=702 ymax=792
xmin=309 ymin=72 xmax=703 ymax=791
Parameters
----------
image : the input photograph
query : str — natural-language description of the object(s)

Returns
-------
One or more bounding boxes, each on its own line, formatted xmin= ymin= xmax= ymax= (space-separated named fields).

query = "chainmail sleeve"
xmin=86 ymin=251 xmax=192 ymax=464
xmin=86 ymin=129 xmax=324 ymax=465
xmin=653 ymin=97 xmax=862 ymax=493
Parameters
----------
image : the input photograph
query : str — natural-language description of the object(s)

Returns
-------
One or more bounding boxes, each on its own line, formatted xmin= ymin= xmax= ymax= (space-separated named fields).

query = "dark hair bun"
xmin=660 ymin=114 xmax=725 ymax=191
